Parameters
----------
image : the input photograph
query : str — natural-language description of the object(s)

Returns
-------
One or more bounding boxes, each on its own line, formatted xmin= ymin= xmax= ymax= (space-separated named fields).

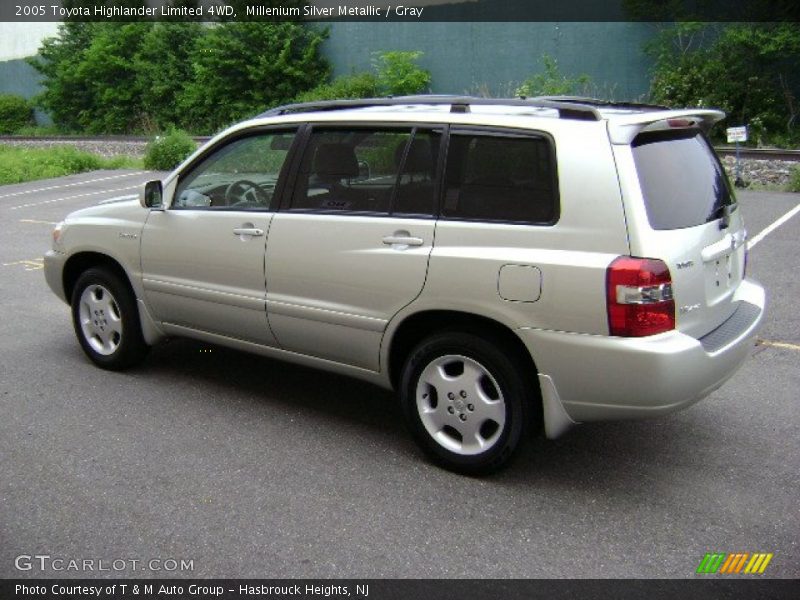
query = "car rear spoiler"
xmin=607 ymin=110 xmax=725 ymax=145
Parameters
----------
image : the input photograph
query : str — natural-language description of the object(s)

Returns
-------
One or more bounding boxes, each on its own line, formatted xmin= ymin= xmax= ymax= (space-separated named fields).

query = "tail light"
xmin=606 ymin=256 xmax=675 ymax=337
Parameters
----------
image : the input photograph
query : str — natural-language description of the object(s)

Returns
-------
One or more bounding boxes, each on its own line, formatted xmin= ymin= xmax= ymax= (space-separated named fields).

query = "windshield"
xmin=632 ymin=129 xmax=735 ymax=230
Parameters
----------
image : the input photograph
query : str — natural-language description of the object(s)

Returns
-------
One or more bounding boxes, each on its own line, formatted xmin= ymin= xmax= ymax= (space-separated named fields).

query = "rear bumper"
xmin=519 ymin=278 xmax=765 ymax=430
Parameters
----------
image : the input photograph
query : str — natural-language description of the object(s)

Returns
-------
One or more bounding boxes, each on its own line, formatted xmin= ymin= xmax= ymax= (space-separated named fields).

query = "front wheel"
xmin=71 ymin=267 xmax=149 ymax=370
xmin=400 ymin=332 xmax=531 ymax=475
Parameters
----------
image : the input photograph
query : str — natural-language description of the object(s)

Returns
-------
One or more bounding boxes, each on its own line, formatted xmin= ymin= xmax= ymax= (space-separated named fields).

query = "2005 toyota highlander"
xmin=44 ymin=96 xmax=765 ymax=473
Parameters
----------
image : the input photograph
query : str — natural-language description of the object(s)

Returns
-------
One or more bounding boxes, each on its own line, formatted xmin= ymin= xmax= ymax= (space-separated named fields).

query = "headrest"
xmin=466 ymin=138 xmax=527 ymax=183
xmin=313 ymin=143 xmax=359 ymax=180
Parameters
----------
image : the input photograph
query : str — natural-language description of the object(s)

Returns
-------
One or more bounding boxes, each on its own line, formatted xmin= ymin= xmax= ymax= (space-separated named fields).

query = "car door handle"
xmin=233 ymin=227 xmax=264 ymax=237
xmin=382 ymin=235 xmax=424 ymax=247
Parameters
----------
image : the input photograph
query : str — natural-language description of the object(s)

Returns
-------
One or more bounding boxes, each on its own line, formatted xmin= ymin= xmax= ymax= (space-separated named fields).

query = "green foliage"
xmin=293 ymin=72 xmax=380 ymax=103
xmin=135 ymin=22 xmax=204 ymax=132
xmin=180 ymin=22 xmax=329 ymax=132
xmin=28 ymin=22 xmax=97 ymax=132
xmin=29 ymin=21 xmax=197 ymax=133
xmin=103 ymin=155 xmax=143 ymax=169
xmin=10 ymin=125 xmax=62 ymax=137
xmin=515 ymin=55 xmax=591 ymax=98
xmin=0 ymin=94 xmax=34 ymax=134
xmin=29 ymin=11 xmax=328 ymax=134
xmin=788 ymin=166 xmax=800 ymax=193
xmin=143 ymin=129 xmax=197 ymax=171
xmin=0 ymin=144 xmax=141 ymax=185
xmin=373 ymin=51 xmax=431 ymax=96
xmin=78 ymin=23 xmax=149 ymax=133
xmin=647 ymin=23 xmax=800 ymax=145
xmin=292 ymin=50 xmax=429 ymax=104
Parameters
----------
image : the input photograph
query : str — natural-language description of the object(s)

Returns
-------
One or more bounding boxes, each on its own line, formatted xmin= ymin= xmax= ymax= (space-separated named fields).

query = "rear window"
xmin=632 ymin=129 xmax=735 ymax=230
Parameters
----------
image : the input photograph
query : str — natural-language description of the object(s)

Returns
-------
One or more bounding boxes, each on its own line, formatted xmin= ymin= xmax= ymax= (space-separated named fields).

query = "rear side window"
xmin=289 ymin=127 xmax=441 ymax=216
xmin=291 ymin=128 xmax=410 ymax=213
xmin=633 ymin=129 xmax=735 ymax=230
xmin=442 ymin=132 xmax=558 ymax=224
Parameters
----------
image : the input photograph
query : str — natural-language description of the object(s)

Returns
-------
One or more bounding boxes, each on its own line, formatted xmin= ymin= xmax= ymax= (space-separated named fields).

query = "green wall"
xmin=0 ymin=58 xmax=44 ymax=98
xmin=322 ymin=22 xmax=656 ymax=100
xmin=0 ymin=58 xmax=51 ymax=124
xmin=0 ymin=22 xmax=658 ymax=120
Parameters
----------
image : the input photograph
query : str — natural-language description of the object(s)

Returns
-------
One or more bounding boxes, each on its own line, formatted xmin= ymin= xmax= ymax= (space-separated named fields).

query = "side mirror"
xmin=140 ymin=180 xmax=163 ymax=209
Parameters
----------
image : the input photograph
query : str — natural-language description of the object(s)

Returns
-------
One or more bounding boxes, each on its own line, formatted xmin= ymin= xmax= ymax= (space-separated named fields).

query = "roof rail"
xmin=258 ymin=95 xmax=602 ymax=121
xmin=532 ymin=96 xmax=670 ymax=112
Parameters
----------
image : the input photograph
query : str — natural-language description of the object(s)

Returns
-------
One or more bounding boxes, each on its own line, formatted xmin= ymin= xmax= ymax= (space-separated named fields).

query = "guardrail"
xmin=714 ymin=147 xmax=800 ymax=162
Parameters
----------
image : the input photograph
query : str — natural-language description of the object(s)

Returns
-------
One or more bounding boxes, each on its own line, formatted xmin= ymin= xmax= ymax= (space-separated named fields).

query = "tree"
xmin=179 ymin=22 xmax=329 ymax=132
xmin=29 ymin=0 xmax=203 ymax=133
xmin=30 ymin=21 xmax=197 ymax=133
xmin=73 ymin=22 xmax=151 ymax=133
xmin=29 ymin=1 xmax=329 ymax=134
xmin=647 ymin=23 xmax=800 ymax=144
xmin=135 ymin=22 xmax=203 ymax=130
xmin=29 ymin=22 xmax=100 ymax=131
xmin=372 ymin=51 xmax=431 ymax=96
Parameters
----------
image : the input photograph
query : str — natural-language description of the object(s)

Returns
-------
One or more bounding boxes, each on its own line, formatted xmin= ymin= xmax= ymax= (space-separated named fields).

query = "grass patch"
xmin=788 ymin=166 xmax=800 ymax=193
xmin=0 ymin=144 xmax=142 ymax=185
xmin=10 ymin=125 xmax=66 ymax=137
xmin=742 ymin=181 xmax=787 ymax=193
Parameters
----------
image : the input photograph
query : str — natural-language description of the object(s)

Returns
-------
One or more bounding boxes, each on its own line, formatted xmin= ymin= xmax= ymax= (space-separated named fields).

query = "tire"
xmin=70 ymin=267 xmax=149 ymax=370
xmin=400 ymin=332 xmax=531 ymax=475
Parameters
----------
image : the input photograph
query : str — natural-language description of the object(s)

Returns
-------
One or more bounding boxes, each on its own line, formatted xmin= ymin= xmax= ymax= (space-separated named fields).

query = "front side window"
xmin=173 ymin=130 xmax=296 ymax=210
xmin=442 ymin=131 xmax=558 ymax=224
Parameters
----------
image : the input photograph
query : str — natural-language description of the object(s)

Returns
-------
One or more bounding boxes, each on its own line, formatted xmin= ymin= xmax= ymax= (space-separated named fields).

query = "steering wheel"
xmin=224 ymin=180 xmax=269 ymax=208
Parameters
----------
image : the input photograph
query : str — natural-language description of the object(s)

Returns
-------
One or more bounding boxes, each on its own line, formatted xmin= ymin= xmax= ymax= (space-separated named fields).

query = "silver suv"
xmin=44 ymin=96 xmax=765 ymax=473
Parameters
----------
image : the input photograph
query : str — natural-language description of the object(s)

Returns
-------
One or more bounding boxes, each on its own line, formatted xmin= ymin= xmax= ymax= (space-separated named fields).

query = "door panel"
xmin=264 ymin=125 xmax=440 ymax=370
xmin=265 ymin=213 xmax=434 ymax=369
xmin=141 ymin=211 xmax=276 ymax=345
xmin=139 ymin=128 xmax=298 ymax=346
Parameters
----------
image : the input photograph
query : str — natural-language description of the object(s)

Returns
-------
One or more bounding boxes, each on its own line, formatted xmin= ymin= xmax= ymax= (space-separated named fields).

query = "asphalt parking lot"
xmin=0 ymin=170 xmax=798 ymax=579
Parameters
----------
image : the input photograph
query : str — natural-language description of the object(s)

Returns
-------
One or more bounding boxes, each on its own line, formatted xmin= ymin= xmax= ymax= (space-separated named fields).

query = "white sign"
xmin=727 ymin=126 xmax=748 ymax=143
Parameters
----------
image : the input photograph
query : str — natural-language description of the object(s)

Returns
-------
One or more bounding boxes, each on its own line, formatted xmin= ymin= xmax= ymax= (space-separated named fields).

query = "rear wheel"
xmin=71 ymin=267 xmax=148 ymax=370
xmin=400 ymin=332 xmax=530 ymax=474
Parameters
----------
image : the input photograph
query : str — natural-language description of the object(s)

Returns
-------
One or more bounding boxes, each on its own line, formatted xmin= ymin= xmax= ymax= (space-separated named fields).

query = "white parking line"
xmin=748 ymin=202 xmax=800 ymax=249
xmin=9 ymin=185 xmax=140 ymax=210
xmin=19 ymin=219 xmax=59 ymax=225
xmin=0 ymin=171 xmax=149 ymax=200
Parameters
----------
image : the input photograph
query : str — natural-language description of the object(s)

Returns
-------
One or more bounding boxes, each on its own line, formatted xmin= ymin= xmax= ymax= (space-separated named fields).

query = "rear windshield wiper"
xmin=712 ymin=203 xmax=734 ymax=229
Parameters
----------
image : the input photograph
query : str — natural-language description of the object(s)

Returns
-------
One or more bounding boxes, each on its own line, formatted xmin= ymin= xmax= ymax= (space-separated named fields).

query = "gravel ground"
xmin=720 ymin=156 xmax=797 ymax=188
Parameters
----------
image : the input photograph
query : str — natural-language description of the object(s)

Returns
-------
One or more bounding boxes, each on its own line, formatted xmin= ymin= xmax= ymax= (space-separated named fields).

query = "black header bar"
xmin=1 ymin=1 xmax=799 ymax=23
